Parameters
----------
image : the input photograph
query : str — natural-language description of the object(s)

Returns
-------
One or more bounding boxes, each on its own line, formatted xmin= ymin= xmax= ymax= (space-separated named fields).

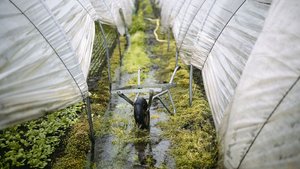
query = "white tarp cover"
xmin=159 ymin=0 xmax=271 ymax=128
xmin=0 ymin=0 xmax=94 ymax=129
xmin=200 ymin=0 xmax=271 ymax=127
xmin=0 ymin=0 xmax=134 ymax=129
xmin=158 ymin=0 xmax=177 ymax=30
xmin=44 ymin=0 xmax=96 ymax=78
xmin=220 ymin=0 xmax=300 ymax=168
xmin=89 ymin=0 xmax=135 ymax=35
xmin=159 ymin=0 xmax=300 ymax=168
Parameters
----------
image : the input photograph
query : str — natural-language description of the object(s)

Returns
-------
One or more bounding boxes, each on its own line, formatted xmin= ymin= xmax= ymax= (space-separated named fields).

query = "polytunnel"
xmin=0 ymin=0 xmax=299 ymax=168
xmin=158 ymin=0 xmax=300 ymax=168
xmin=0 ymin=0 xmax=134 ymax=128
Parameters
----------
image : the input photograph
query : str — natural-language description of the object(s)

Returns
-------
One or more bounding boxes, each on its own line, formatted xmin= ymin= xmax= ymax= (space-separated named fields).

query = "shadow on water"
xmin=132 ymin=130 xmax=155 ymax=168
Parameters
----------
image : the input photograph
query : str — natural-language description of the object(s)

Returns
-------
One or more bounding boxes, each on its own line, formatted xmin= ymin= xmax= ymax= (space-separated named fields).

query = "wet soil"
xmin=92 ymin=17 xmax=175 ymax=169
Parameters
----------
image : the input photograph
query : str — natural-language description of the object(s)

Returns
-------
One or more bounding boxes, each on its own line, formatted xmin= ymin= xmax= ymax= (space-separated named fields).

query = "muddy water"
xmin=93 ymin=30 xmax=175 ymax=169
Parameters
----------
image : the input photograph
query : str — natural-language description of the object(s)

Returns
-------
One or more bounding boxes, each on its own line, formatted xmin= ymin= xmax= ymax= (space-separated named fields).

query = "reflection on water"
xmin=133 ymin=130 xmax=156 ymax=167
xmin=89 ymin=69 xmax=175 ymax=169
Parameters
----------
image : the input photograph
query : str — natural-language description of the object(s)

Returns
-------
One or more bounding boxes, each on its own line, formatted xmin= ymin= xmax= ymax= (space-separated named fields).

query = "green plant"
xmin=140 ymin=0 xmax=153 ymax=16
xmin=150 ymin=26 xmax=218 ymax=168
xmin=0 ymin=103 xmax=82 ymax=168
xmin=129 ymin=11 xmax=146 ymax=34
xmin=52 ymin=117 xmax=90 ymax=169
xmin=123 ymin=31 xmax=150 ymax=73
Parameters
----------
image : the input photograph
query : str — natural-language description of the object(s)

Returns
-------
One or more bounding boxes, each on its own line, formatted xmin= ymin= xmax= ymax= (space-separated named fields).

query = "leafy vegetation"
xmin=0 ymin=103 xmax=82 ymax=169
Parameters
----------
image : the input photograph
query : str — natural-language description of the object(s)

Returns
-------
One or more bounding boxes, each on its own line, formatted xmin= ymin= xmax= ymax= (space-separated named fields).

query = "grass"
xmin=159 ymin=85 xmax=218 ymax=168
xmin=127 ymin=72 xmax=149 ymax=85
xmin=126 ymin=1 xmax=219 ymax=167
xmin=140 ymin=0 xmax=153 ymax=17
xmin=150 ymin=20 xmax=219 ymax=168
xmin=51 ymin=24 xmax=116 ymax=169
xmin=126 ymin=0 xmax=218 ymax=167
xmin=90 ymin=67 xmax=111 ymax=137
xmin=110 ymin=35 xmax=125 ymax=81
xmin=52 ymin=117 xmax=90 ymax=169
xmin=92 ymin=3 xmax=158 ymax=167
xmin=129 ymin=11 xmax=146 ymax=34
xmin=123 ymin=31 xmax=151 ymax=74
xmin=129 ymin=0 xmax=153 ymax=35
xmin=52 ymin=48 xmax=118 ymax=168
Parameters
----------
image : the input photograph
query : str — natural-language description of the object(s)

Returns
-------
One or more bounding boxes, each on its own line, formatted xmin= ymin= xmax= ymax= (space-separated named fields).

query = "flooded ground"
xmin=93 ymin=14 xmax=175 ymax=169
xmin=89 ymin=1 xmax=218 ymax=168
xmin=93 ymin=72 xmax=174 ymax=168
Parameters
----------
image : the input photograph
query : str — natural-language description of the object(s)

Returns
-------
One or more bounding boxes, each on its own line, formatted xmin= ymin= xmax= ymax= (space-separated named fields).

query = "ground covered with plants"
xmin=0 ymin=104 xmax=83 ymax=168
xmin=152 ymin=31 xmax=218 ymax=168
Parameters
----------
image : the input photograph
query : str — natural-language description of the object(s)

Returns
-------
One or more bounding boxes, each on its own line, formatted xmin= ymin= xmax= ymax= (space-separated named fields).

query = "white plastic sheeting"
xmin=159 ymin=0 xmax=271 ymax=128
xmin=158 ymin=0 xmax=181 ymax=30
xmin=44 ymin=0 xmax=97 ymax=79
xmin=0 ymin=0 xmax=133 ymax=129
xmin=0 ymin=0 xmax=94 ymax=129
xmin=90 ymin=0 xmax=135 ymax=35
xmin=200 ymin=0 xmax=271 ymax=127
xmin=220 ymin=0 xmax=300 ymax=168
xmin=158 ymin=0 xmax=300 ymax=168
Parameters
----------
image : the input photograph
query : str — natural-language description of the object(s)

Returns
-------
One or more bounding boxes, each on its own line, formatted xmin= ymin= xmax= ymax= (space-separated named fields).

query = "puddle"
xmin=93 ymin=69 xmax=174 ymax=168
xmin=92 ymin=31 xmax=175 ymax=169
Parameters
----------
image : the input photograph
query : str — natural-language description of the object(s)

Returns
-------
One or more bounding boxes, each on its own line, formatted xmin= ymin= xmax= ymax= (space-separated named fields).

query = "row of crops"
xmin=0 ymin=23 xmax=117 ymax=169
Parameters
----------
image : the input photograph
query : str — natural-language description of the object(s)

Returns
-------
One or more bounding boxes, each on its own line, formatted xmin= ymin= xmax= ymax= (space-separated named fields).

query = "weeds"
xmin=151 ymin=22 xmax=218 ymax=168
xmin=123 ymin=31 xmax=151 ymax=74
xmin=50 ymin=24 xmax=116 ymax=168
xmin=52 ymin=116 xmax=90 ymax=169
